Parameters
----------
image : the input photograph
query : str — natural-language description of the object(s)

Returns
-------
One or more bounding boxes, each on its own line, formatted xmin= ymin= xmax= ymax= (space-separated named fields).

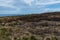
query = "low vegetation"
xmin=0 ymin=12 xmax=60 ymax=40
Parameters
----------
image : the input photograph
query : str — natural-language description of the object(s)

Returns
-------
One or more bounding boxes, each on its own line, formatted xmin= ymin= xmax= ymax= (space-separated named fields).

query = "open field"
xmin=0 ymin=12 xmax=60 ymax=40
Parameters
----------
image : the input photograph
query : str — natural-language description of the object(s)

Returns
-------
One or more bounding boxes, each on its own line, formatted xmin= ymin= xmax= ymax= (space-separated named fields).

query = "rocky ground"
xmin=0 ymin=12 xmax=60 ymax=40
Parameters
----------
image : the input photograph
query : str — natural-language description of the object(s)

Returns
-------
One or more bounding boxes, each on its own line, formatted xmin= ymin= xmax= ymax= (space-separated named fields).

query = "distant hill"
xmin=0 ymin=12 xmax=60 ymax=22
xmin=19 ymin=12 xmax=60 ymax=22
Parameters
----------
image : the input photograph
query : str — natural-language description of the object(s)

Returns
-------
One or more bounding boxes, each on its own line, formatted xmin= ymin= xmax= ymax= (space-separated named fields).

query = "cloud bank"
xmin=0 ymin=0 xmax=60 ymax=14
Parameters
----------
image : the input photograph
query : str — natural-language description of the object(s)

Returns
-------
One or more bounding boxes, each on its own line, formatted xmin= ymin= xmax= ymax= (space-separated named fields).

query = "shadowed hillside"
xmin=0 ymin=12 xmax=60 ymax=40
xmin=19 ymin=12 xmax=60 ymax=22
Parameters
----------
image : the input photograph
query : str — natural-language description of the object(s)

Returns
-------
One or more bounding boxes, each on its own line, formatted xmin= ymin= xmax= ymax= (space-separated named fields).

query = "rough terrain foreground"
xmin=0 ymin=12 xmax=60 ymax=40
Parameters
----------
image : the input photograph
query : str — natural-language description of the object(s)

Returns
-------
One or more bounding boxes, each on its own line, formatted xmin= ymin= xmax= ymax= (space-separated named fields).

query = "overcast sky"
xmin=0 ymin=0 xmax=60 ymax=14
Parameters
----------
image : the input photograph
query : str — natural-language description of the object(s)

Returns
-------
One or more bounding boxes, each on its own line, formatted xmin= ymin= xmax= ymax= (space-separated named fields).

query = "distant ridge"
xmin=0 ymin=12 xmax=60 ymax=22
xmin=18 ymin=12 xmax=60 ymax=22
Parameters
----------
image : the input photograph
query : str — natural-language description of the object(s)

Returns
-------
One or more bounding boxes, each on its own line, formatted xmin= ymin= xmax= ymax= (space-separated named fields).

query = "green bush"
xmin=30 ymin=36 xmax=37 ymax=40
xmin=0 ymin=28 xmax=7 ymax=36
xmin=23 ymin=37 xmax=29 ymax=40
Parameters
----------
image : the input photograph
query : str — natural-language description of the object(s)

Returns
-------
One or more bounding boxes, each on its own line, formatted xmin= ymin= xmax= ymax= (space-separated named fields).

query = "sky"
xmin=0 ymin=0 xmax=60 ymax=15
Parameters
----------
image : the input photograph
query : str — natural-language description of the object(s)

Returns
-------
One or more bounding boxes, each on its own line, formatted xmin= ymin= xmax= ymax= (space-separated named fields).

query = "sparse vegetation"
xmin=0 ymin=12 xmax=60 ymax=40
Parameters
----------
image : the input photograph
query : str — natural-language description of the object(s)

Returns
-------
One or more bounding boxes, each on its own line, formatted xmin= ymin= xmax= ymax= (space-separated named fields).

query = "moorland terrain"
xmin=0 ymin=12 xmax=60 ymax=40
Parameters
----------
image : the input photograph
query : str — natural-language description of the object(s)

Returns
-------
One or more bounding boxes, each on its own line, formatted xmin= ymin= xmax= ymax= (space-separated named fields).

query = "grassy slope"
xmin=0 ymin=12 xmax=60 ymax=40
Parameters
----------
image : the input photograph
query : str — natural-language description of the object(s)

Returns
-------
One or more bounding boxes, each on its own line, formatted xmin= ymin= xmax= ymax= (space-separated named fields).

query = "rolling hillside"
xmin=0 ymin=12 xmax=60 ymax=40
